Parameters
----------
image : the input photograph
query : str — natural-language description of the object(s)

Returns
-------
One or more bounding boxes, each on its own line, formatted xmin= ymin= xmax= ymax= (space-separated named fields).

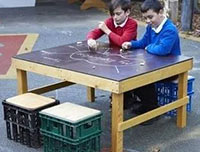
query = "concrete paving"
xmin=0 ymin=1 xmax=200 ymax=152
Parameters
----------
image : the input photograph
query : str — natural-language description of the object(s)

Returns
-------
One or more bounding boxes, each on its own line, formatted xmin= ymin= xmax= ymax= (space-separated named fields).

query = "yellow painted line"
xmin=18 ymin=33 xmax=39 ymax=54
xmin=0 ymin=33 xmax=39 ymax=79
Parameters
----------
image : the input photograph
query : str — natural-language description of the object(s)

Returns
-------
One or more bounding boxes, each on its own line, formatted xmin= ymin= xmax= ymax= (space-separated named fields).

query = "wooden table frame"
xmin=13 ymin=56 xmax=193 ymax=152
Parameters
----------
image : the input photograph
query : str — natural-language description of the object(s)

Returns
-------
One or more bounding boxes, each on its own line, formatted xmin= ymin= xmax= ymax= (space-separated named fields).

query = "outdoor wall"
xmin=0 ymin=0 xmax=35 ymax=8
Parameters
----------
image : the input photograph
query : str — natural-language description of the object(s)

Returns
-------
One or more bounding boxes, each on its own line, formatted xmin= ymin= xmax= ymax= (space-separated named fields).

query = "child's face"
xmin=142 ymin=9 xmax=163 ymax=28
xmin=112 ymin=6 xmax=130 ymax=25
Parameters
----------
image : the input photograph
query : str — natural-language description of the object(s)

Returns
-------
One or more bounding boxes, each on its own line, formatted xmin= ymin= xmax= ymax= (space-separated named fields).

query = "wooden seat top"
xmin=40 ymin=102 xmax=101 ymax=123
xmin=6 ymin=93 xmax=56 ymax=110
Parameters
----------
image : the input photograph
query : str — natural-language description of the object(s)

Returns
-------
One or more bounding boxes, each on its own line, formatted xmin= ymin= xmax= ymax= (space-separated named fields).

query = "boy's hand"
xmin=122 ymin=42 xmax=131 ymax=50
xmin=87 ymin=39 xmax=97 ymax=50
xmin=98 ymin=21 xmax=111 ymax=35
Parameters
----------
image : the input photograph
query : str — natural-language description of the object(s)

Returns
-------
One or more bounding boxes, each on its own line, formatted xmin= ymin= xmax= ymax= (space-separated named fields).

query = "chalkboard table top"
xmin=13 ymin=41 xmax=192 ymax=82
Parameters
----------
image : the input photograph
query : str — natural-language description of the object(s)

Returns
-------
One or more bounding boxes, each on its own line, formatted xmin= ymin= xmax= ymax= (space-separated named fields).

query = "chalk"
xmin=77 ymin=41 xmax=82 ymax=45
xmin=140 ymin=62 xmax=145 ymax=66
xmin=120 ymin=49 xmax=124 ymax=53
xmin=120 ymin=48 xmax=128 ymax=53
xmin=115 ymin=65 xmax=119 ymax=73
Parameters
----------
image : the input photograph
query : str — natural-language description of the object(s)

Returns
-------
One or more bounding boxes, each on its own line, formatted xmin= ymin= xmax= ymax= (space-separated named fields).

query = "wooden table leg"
xmin=112 ymin=93 xmax=123 ymax=152
xmin=87 ymin=87 xmax=95 ymax=102
xmin=17 ymin=69 xmax=28 ymax=94
xmin=177 ymin=72 xmax=188 ymax=128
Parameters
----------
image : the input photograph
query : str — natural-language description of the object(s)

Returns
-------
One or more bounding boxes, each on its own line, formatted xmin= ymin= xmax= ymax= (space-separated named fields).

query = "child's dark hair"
xmin=141 ymin=0 xmax=163 ymax=13
xmin=109 ymin=0 xmax=131 ymax=16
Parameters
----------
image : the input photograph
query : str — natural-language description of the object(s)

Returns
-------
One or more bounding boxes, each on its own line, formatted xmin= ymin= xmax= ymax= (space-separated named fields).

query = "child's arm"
xmin=130 ymin=26 xmax=150 ymax=49
xmin=122 ymin=27 xmax=149 ymax=50
xmin=87 ymin=20 xmax=107 ymax=49
xmin=87 ymin=27 xmax=105 ymax=40
xmin=145 ymin=30 xmax=178 ymax=55
xmin=87 ymin=18 xmax=113 ymax=41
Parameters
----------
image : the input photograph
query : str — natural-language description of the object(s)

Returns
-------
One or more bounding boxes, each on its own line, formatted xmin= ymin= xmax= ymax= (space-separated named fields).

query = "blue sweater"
xmin=131 ymin=19 xmax=181 ymax=56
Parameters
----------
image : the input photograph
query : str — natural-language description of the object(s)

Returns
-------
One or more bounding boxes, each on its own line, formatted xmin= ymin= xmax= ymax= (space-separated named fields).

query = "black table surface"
xmin=14 ymin=41 xmax=192 ymax=81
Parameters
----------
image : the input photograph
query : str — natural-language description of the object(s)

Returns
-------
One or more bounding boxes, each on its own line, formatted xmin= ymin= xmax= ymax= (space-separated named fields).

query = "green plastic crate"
xmin=42 ymin=131 xmax=101 ymax=152
xmin=39 ymin=102 xmax=102 ymax=142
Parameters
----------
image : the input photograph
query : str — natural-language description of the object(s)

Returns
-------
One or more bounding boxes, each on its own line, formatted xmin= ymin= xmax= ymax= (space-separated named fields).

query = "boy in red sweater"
xmin=87 ymin=0 xmax=137 ymax=49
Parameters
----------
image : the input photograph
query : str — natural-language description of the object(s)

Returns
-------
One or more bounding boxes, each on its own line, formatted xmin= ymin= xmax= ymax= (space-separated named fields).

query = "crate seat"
xmin=39 ymin=102 xmax=102 ymax=152
xmin=2 ymin=93 xmax=59 ymax=148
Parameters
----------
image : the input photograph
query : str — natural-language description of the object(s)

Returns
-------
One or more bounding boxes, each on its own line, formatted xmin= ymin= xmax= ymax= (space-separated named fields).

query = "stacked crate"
xmin=39 ymin=102 xmax=102 ymax=152
xmin=156 ymin=75 xmax=195 ymax=116
xmin=2 ymin=93 xmax=59 ymax=148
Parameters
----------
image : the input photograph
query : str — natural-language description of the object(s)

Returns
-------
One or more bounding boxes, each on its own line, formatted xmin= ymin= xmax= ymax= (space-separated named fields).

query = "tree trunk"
xmin=169 ymin=0 xmax=179 ymax=24
xmin=181 ymin=0 xmax=194 ymax=31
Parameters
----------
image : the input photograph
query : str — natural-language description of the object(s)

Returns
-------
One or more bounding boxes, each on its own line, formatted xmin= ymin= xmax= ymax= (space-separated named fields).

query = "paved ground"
xmin=0 ymin=1 xmax=200 ymax=152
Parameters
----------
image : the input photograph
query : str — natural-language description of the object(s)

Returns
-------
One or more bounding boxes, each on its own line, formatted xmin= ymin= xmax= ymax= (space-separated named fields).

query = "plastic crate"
xmin=157 ymin=92 xmax=194 ymax=116
xmin=156 ymin=76 xmax=195 ymax=116
xmin=40 ymin=102 xmax=102 ymax=142
xmin=6 ymin=121 xmax=41 ymax=148
xmin=2 ymin=93 xmax=60 ymax=147
xmin=42 ymin=131 xmax=101 ymax=152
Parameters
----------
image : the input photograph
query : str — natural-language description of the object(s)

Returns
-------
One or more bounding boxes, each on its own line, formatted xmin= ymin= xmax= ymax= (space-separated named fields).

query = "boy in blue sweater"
xmin=122 ymin=0 xmax=181 ymax=117
xmin=122 ymin=0 xmax=180 ymax=55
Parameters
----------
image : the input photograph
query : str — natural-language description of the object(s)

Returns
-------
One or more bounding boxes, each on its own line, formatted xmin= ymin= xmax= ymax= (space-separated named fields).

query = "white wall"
xmin=0 ymin=0 xmax=36 ymax=8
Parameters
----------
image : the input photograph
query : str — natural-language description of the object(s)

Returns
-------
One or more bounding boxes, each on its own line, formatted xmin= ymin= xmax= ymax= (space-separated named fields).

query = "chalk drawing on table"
xmin=115 ymin=65 xmax=120 ymax=73
xmin=41 ymin=44 xmax=146 ymax=73
xmin=41 ymin=50 xmax=69 ymax=55
xmin=43 ymin=57 xmax=61 ymax=62
xmin=41 ymin=50 xmax=72 ymax=63
xmin=68 ymin=45 xmax=88 ymax=52
xmin=70 ymin=50 xmax=144 ymax=67
xmin=102 ymin=48 xmax=110 ymax=55
xmin=87 ymin=45 xmax=111 ymax=55
xmin=68 ymin=44 xmax=145 ymax=67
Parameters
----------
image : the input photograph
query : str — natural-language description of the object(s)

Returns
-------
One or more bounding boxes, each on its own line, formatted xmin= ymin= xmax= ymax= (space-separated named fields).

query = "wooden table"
xmin=13 ymin=41 xmax=193 ymax=152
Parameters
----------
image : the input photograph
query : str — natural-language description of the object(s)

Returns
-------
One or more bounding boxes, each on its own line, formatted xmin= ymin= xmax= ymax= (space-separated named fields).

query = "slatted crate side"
xmin=6 ymin=120 xmax=42 ymax=148
xmin=156 ymin=76 xmax=195 ymax=117
xmin=39 ymin=113 xmax=102 ymax=142
xmin=2 ymin=100 xmax=60 ymax=129
xmin=42 ymin=131 xmax=101 ymax=152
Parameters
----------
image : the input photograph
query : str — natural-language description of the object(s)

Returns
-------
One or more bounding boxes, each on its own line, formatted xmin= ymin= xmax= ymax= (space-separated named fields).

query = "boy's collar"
xmin=152 ymin=16 xmax=167 ymax=33
xmin=114 ymin=17 xmax=128 ymax=28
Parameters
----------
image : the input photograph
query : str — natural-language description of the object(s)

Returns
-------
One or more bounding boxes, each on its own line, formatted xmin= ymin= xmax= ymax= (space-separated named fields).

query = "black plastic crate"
xmin=6 ymin=121 xmax=42 ymax=148
xmin=2 ymin=93 xmax=60 ymax=148
xmin=2 ymin=95 xmax=59 ymax=129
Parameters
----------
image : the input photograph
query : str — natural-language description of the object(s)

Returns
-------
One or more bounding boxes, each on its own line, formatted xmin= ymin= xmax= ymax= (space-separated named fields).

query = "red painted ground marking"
xmin=0 ymin=35 xmax=27 ymax=74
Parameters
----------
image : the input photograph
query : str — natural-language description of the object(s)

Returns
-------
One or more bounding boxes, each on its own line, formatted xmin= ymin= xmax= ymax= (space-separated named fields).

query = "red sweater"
xmin=87 ymin=17 xmax=137 ymax=48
